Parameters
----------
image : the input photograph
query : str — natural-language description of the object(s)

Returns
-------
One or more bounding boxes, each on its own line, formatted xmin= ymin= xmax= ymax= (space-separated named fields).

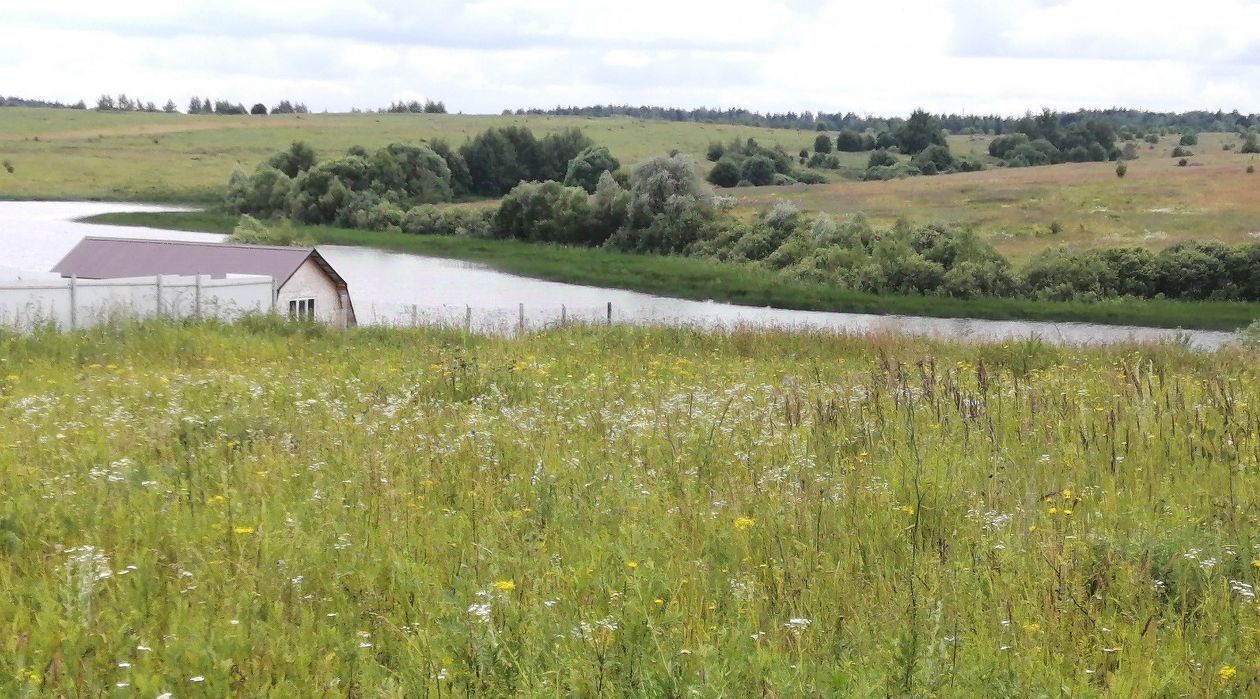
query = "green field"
xmin=0 ymin=108 xmax=856 ymax=203
xmin=0 ymin=320 xmax=1257 ymax=695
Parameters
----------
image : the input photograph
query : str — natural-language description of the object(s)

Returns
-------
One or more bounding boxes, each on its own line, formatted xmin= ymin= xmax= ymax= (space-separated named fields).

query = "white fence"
xmin=0 ymin=274 xmax=275 ymax=331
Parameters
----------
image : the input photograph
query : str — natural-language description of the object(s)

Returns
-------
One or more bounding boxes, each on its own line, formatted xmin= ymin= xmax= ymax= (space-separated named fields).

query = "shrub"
xmin=229 ymin=214 xmax=313 ymax=246
xmin=813 ymin=134 xmax=833 ymax=153
xmin=2 ymin=159 xmax=12 ymax=174
xmin=867 ymin=149 xmax=897 ymax=168
xmin=563 ymin=146 xmax=620 ymax=193
xmin=494 ymin=180 xmax=599 ymax=245
xmin=740 ymin=155 xmax=777 ymax=186
xmin=706 ymin=158 xmax=741 ymax=188
xmin=793 ymin=170 xmax=828 ymax=184
xmin=1178 ymin=158 xmax=1189 ymax=167
xmin=1171 ymin=146 xmax=1192 ymax=158
xmin=1179 ymin=132 xmax=1198 ymax=146
xmin=911 ymin=144 xmax=954 ymax=174
xmin=705 ymin=142 xmax=725 ymax=162
xmin=834 ymin=130 xmax=865 ymax=152
xmin=1248 ymin=165 xmax=1256 ymax=174
xmin=266 ymin=141 xmax=318 ymax=178
xmin=1144 ymin=133 xmax=1160 ymax=144
xmin=1115 ymin=162 xmax=1127 ymax=178
xmin=1241 ymin=135 xmax=1259 ymax=153
xmin=250 ymin=103 xmax=268 ymax=115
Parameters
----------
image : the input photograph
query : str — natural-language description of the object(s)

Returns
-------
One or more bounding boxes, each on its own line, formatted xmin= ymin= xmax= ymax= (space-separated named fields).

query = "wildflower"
xmin=232 ymin=526 xmax=254 ymax=535
xmin=733 ymin=516 xmax=755 ymax=531
xmin=783 ymin=617 xmax=811 ymax=635
xmin=1047 ymin=507 xmax=1058 ymax=515
xmin=467 ymin=603 xmax=492 ymax=623
xmin=190 ymin=676 xmax=206 ymax=682
xmin=1252 ymin=559 xmax=1260 ymax=570
xmin=1022 ymin=623 xmax=1041 ymax=633
xmin=207 ymin=495 xmax=226 ymax=506
xmin=653 ymin=598 xmax=664 ymax=606
xmin=625 ymin=560 xmax=638 ymax=570
xmin=1062 ymin=488 xmax=1073 ymax=500
xmin=4 ymin=374 xmax=17 ymax=382
xmin=899 ymin=505 xmax=915 ymax=515
xmin=1218 ymin=665 xmax=1236 ymax=682
xmin=492 ymin=580 xmax=515 ymax=593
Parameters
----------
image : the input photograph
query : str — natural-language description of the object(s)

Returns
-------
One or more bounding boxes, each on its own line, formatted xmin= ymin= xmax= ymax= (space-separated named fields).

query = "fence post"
xmin=561 ymin=304 xmax=566 ymax=326
xmin=155 ymin=275 xmax=163 ymax=318
xmin=518 ymin=303 xmax=525 ymax=335
xmin=411 ymin=304 xmax=418 ymax=328
xmin=68 ymin=275 xmax=77 ymax=331
xmin=271 ymin=279 xmax=278 ymax=314
xmin=464 ymin=306 xmax=472 ymax=334
xmin=194 ymin=274 xmax=202 ymax=319
xmin=606 ymin=301 xmax=612 ymax=326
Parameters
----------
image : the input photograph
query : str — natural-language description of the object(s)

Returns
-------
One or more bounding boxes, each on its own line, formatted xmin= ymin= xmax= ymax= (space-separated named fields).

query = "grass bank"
xmin=86 ymin=210 xmax=1260 ymax=331
xmin=0 ymin=320 xmax=1257 ymax=695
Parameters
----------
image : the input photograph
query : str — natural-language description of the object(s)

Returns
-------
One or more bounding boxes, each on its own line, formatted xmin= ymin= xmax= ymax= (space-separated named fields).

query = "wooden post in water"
xmin=561 ymin=305 xmax=566 ymax=326
xmin=518 ymin=303 xmax=525 ymax=335
xmin=464 ymin=306 xmax=472 ymax=334
xmin=155 ymin=275 xmax=163 ymax=318
xmin=410 ymin=304 xmax=418 ymax=328
xmin=606 ymin=301 xmax=612 ymax=326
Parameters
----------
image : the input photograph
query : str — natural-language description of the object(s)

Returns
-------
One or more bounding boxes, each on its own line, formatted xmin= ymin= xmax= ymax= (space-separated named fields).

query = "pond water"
xmin=0 ymin=200 xmax=1239 ymax=349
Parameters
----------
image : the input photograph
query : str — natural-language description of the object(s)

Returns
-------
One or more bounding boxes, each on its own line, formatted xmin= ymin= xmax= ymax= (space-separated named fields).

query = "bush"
xmin=563 ymin=146 xmax=620 ymax=193
xmin=793 ymin=170 xmax=828 ymax=184
xmin=1144 ymin=134 xmax=1160 ymax=144
xmin=1241 ymin=135 xmax=1259 ymax=153
xmin=867 ymin=149 xmax=897 ymax=168
xmin=494 ymin=180 xmax=601 ymax=245
xmin=229 ymin=215 xmax=313 ymax=246
xmin=267 ymin=141 xmax=318 ymax=178
xmin=740 ymin=155 xmax=777 ymax=186
xmin=1178 ymin=158 xmax=1189 ymax=167
xmin=1171 ymin=146 xmax=1192 ymax=158
xmin=1179 ymin=132 xmax=1198 ymax=146
xmin=706 ymin=142 xmax=725 ymax=162
xmin=911 ymin=144 xmax=954 ymax=174
xmin=1248 ymin=165 xmax=1256 ymax=174
xmin=813 ymin=134 xmax=833 ymax=153
xmin=834 ymin=130 xmax=865 ymax=152
xmin=1115 ymin=162 xmax=1127 ymax=178
xmin=706 ymin=158 xmax=742 ymax=188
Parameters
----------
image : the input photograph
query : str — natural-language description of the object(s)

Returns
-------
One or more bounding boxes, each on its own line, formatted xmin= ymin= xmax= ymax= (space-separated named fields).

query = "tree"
xmin=188 ymin=96 xmax=203 ymax=114
xmin=251 ymin=103 xmax=268 ymax=115
xmin=563 ymin=145 xmax=620 ymax=193
xmin=867 ymin=149 xmax=897 ymax=167
xmin=740 ymin=155 xmax=776 ymax=186
xmin=911 ymin=144 xmax=954 ymax=174
xmin=538 ymin=127 xmax=593 ymax=182
xmin=428 ymin=139 xmax=472 ymax=197
xmin=813 ymin=134 xmax=833 ymax=154
xmin=367 ymin=143 xmax=452 ymax=205
xmin=461 ymin=128 xmax=527 ymax=197
xmin=272 ymin=100 xmax=295 ymax=114
xmin=266 ymin=141 xmax=318 ymax=178
xmin=706 ymin=158 xmax=741 ymax=187
xmin=834 ymin=129 xmax=865 ymax=152
xmin=96 ymin=94 xmax=115 ymax=111
xmin=625 ymin=154 xmax=709 ymax=229
xmin=894 ymin=109 xmax=946 ymax=155
xmin=163 ymin=99 xmax=178 ymax=113
xmin=423 ymin=100 xmax=447 ymax=114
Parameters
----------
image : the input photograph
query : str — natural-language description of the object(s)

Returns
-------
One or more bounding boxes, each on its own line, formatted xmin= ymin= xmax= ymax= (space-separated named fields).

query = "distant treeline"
xmin=511 ymin=105 xmax=1260 ymax=135
xmin=381 ymin=100 xmax=448 ymax=114
xmin=1 ymin=95 xmax=86 ymax=109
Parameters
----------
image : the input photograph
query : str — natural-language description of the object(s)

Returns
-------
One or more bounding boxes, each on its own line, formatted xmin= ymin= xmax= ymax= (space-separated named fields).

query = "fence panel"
xmin=0 ymin=274 xmax=274 ymax=331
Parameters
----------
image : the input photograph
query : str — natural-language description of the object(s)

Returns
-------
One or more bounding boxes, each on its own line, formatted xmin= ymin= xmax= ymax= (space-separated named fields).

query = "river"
xmin=0 ymin=200 xmax=1239 ymax=349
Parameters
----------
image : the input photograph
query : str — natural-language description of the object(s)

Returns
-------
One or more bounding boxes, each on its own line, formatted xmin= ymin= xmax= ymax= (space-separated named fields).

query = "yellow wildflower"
xmin=1062 ymin=488 xmax=1073 ymax=500
xmin=733 ymin=516 xmax=755 ymax=531
xmin=1218 ymin=665 xmax=1236 ymax=682
xmin=4 ymin=374 xmax=17 ymax=382
xmin=1047 ymin=507 xmax=1058 ymax=515
xmin=899 ymin=505 xmax=915 ymax=515
xmin=653 ymin=598 xmax=664 ymax=606
xmin=492 ymin=580 xmax=515 ymax=593
xmin=207 ymin=495 xmax=226 ymax=506
xmin=625 ymin=560 xmax=638 ymax=570
xmin=1252 ymin=559 xmax=1260 ymax=570
xmin=232 ymin=526 xmax=254 ymax=535
xmin=1022 ymin=622 xmax=1041 ymax=633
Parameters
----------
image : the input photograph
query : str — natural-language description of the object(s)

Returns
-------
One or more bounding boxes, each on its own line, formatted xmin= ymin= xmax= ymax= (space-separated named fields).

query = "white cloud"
xmin=1 ymin=0 xmax=1258 ymax=114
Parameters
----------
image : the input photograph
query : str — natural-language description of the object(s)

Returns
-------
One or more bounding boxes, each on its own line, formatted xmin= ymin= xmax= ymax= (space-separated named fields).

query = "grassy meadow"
xmin=0 ymin=108 xmax=851 ymax=203
xmin=1 ymin=319 xmax=1259 ymax=695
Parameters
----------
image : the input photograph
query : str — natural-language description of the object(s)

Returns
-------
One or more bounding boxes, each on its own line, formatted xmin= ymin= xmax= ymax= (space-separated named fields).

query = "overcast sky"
xmin=3 ymin=0 xmax=1259 ymax=116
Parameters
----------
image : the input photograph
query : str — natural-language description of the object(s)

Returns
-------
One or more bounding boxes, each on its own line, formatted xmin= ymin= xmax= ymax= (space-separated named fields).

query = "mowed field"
xmin=1 ymin=320 xmax=1258 ymax=695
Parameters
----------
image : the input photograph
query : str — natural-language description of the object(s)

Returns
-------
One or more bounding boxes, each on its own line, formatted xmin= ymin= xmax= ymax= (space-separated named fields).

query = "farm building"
xmin=52 ymin=237 xmax=356 ymax=327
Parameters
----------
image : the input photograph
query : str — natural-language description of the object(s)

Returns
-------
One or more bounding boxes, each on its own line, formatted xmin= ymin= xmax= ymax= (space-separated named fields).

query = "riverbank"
xmin=84 ymin=210 xmax=1260 ymax=331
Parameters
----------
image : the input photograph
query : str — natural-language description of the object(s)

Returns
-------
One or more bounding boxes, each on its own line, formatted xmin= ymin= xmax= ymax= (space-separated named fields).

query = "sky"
xmin=3 ymin=0 xmax=1259 ymax=116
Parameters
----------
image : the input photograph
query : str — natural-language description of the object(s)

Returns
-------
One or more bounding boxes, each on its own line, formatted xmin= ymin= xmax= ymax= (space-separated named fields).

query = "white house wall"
xmin=277 ymin=259 xmax=344 ymax=327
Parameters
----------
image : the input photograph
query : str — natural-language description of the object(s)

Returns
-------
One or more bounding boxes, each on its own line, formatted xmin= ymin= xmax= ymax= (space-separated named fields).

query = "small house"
xmin=52 ymin=237 xmax=356 ymax=327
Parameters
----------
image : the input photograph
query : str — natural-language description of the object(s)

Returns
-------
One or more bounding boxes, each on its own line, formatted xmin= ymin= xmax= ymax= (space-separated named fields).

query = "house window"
xmin=288 ymin=298 xmax=316 ymax=321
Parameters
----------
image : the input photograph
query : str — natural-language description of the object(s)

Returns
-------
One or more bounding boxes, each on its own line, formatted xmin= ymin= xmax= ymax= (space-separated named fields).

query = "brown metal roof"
xmin=51 ymin=237 xmax=346 ymax=289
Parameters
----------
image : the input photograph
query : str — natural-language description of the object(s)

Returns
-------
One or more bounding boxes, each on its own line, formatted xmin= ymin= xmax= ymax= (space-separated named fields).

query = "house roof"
xmin=51 ymin=237 xmax=348 ymax=289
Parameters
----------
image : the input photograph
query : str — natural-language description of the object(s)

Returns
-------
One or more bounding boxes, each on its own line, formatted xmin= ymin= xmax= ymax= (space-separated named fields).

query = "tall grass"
xmin=0 ymin=320 xmax=1257 ymax=695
